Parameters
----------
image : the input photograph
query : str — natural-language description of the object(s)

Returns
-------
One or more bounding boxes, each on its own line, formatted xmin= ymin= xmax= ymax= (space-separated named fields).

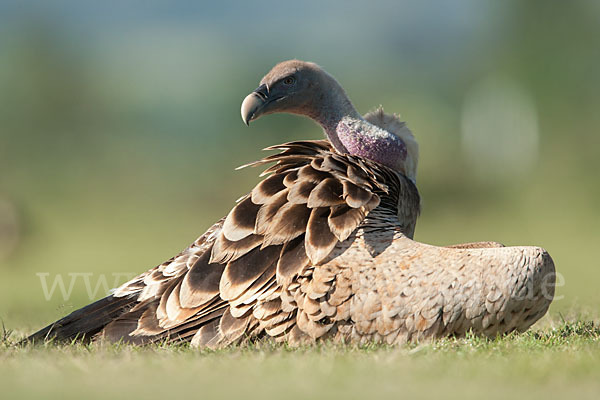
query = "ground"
xmin=2 ymin=319 xmax=599 ymax=400
xmin=1 ymin=162 xmax=598 ymax=399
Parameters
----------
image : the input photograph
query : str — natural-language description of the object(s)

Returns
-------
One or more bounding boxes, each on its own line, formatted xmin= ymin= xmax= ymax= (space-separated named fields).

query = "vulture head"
xmin=241 ymin=60 xmax=418 ymax=182
xmin=241 ymin=60 xmax=352 ymax=125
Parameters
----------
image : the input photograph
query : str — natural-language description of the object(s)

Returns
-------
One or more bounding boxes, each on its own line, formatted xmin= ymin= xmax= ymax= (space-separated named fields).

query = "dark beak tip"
xmin=243 ymin=112 xmax=253 ymax=126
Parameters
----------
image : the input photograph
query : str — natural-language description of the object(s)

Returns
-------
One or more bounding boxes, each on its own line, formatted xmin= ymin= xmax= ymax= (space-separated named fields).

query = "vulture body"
xmin=26 ymin=60 xmax=555 ymax=347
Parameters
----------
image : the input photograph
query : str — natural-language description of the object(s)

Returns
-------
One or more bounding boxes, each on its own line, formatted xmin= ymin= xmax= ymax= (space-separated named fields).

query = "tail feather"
xmin=24 ymin=295 xmax=137 ymax=344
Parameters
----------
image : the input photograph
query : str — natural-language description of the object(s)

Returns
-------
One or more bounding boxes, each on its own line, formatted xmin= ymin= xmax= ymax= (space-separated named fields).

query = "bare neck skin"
xmin=307 ymin=78 xmax=407 ymax=170
xmin=308 ymin=85 xmax=361 ymax=153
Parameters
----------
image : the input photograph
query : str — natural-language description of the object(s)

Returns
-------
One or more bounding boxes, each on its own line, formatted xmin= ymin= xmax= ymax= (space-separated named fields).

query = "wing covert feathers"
xmin=27 ymin=141 xmax=395 ymax=346
xmin=25 ymin=140 xmax=553 ymax=348
xmin=220 ymin=140 xmax=388 ymax=268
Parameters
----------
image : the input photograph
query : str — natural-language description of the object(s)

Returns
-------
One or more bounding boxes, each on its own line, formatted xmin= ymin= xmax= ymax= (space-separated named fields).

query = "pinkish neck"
xmin=311 ymin=101 xmax=407 ymax=171
xmin=311 ymin=97 xmax=362 ymax=154
xmin=316 ymin=116 xmax=352 ymax=153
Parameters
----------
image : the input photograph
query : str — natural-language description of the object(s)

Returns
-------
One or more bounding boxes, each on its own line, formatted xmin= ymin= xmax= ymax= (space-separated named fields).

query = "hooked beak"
xmin=241 ymin=84 xmax=269 ymax=125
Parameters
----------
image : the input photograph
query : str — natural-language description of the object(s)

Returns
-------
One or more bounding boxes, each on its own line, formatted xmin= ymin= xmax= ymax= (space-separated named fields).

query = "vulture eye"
xmin=282 ymin=76 xmax=296 ymax=85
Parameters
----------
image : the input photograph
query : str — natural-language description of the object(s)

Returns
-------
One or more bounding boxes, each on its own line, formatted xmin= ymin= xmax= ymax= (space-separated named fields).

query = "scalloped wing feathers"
xmin=26 ymin=140 xmax=553 ymax=348
xmin=28 ymin=141 xmax=419 ymax=347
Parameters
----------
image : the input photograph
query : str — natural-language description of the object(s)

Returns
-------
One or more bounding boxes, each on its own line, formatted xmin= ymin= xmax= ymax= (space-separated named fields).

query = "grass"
xmin=1 ymin=121 xmax=597 ymax=400
xmin=1 ymin=320 xmax=599 ymax=400
xmin=1 ymin=160 xmax=598 ymax=400
xmin=2 ymin=144 xmax=597 ymax=399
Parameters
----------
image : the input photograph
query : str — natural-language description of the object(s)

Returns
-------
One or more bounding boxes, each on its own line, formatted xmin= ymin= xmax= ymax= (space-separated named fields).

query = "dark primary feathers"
xmin=27 ymin=140 xmax=420 ymax=346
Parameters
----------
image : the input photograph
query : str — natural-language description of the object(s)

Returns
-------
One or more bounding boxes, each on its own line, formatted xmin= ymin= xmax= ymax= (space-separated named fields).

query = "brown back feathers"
xmin=30 ymin=140 xmax=420 ymax=347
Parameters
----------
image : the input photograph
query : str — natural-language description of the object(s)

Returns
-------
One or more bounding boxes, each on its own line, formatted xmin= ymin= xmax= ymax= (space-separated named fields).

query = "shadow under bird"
xmin=26 ymin=60 xmax=555 ymax=347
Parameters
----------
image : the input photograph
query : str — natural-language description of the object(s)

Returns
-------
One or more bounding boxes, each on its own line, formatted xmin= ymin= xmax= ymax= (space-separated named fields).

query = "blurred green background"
xmin=0 ymin=0 xmax=598 ymax=333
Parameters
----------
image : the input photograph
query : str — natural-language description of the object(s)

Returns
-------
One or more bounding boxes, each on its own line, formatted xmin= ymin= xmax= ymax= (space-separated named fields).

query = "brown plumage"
xmin=25 ymin=60 xmax=555 ymax=347
xmin=26 ymin=141 xmax=553 ymax=347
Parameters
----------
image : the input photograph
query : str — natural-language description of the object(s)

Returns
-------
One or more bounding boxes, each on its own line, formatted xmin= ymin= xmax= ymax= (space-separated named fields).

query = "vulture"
xmin=26 ymin=60 xmax=555 ymax=347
